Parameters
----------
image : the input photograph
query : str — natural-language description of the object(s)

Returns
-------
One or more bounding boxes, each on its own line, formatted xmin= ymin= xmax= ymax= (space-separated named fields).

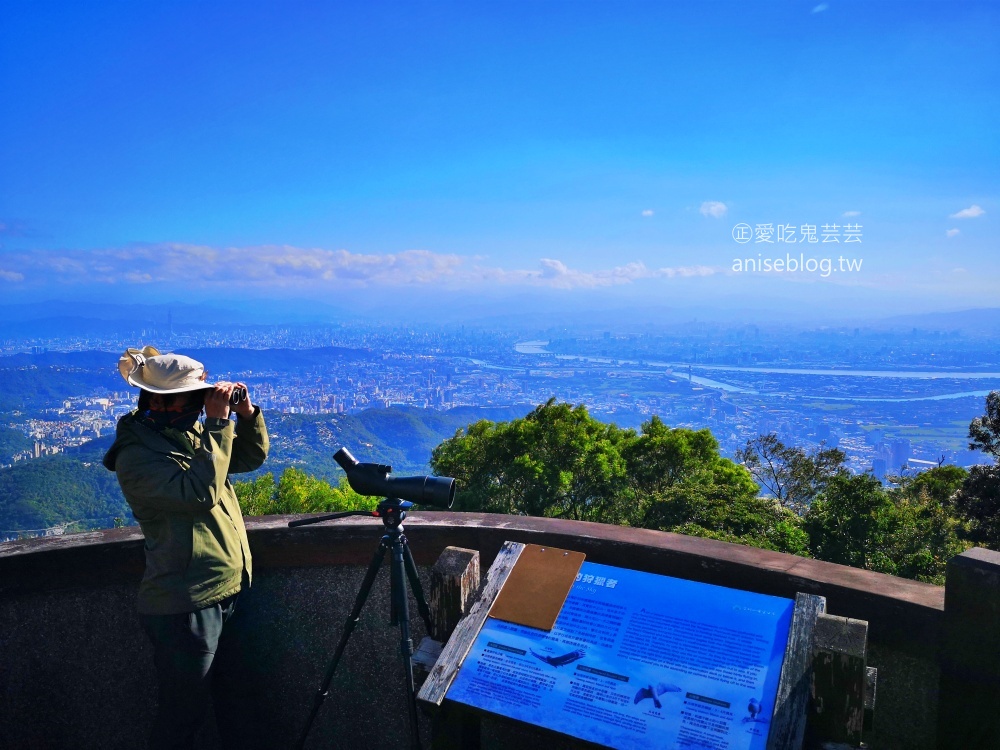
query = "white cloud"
xmin=641 ymin=209 xmax=654 ymax=217
xmin=662 ymin=265 xmax=717 ymax=279
xmin=812 ymin=3 xmax=829 ymax=12
xmin=0 ymin=244 xmax=465 ymax=288
xmin=479 ymin=259 xmax=719 ymax=289
xmin=0 ymin=243 xmax=721 ymax=291
xmin=842 ymin=210 xmax=861 ymax=217
xmin=699 ymin=201 xmax=728 ymax=219
xmin=949 ymin=205 xmax=985 ymax=219
xmin=946 ymin=228 xmax=961 ymax=238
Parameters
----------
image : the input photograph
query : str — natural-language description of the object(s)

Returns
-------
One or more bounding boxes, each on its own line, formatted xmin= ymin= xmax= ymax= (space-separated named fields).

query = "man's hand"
xmin=205 ymin=382 xmax=255 ymax=420
xmin=205 ymin=383 xmax=234 ymax=420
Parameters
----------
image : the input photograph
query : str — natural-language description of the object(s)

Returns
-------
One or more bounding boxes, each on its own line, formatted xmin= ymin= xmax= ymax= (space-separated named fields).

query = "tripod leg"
xmin=294 ymin=538 xmax=389 ymax=750
xmin=390 ymin=536 xmax=423 ymax=750
xmin=401 ymin=537 xmax=435 ymax=636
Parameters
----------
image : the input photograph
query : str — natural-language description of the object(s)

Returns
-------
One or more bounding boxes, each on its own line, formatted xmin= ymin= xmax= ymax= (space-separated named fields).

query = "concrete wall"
xmin=0 ymin=513 xmax=947 ymax=749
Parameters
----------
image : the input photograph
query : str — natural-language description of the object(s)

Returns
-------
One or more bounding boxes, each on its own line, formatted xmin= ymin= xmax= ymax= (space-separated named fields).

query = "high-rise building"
xmin=889 ymin=438 xmax=911 ymax=472
xmin=871 ymin=458 xmax=887 ymax=481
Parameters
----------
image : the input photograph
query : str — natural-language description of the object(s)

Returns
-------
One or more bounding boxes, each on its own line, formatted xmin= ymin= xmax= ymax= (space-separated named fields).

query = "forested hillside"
xmin=0 ymin=428 xmax=32 ymax=460
xmin=0 ymin=456 xmax=127 ymax=535
xmin=0 ymin=366 xmax=118 ymax=411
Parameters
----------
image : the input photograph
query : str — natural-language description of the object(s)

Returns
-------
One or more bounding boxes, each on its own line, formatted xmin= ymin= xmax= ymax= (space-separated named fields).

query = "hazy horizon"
xmin=4 ymin=296 xmax=1000 ymax=335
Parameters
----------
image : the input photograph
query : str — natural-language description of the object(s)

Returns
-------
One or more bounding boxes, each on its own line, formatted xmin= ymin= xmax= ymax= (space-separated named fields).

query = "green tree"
xmin=736 ymin=433 xmax=847 ymax=513
xmin=431 ymin=399 xmax=632 ymax=523
xmin=643 ymin=483 xmax=810 ymax=556
xmin=234 ymin=473 xmax=279 ymax=516
xmin=897 ymin=464 xmax=967 ymax=505
xmin=625 ymin=417 xmax=809 ymax=554
xmin=953 ymin=467 xmax=1000 ymax=549
xmin=622 ymin=416 xmax=755 ymax=496
xmin=234 ymin=468 xmax=375 ymax=516
xmin=968 ymin=390 xmax=1000 ymax=458
xmin=890 ymin=491 xmax=969 ymax=583
xmin=805 ymin=473 xmax=968 ymax=584
xmin=430 ymin=400 xmax=795 ymax=555
xmin=952 ymin=391 xmax=1000 ymax=549
xmin=805 ymin=474 xmax=904 ymax=574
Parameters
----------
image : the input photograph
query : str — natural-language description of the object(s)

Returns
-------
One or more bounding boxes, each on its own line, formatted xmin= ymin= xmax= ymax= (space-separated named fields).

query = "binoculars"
xmin=229 ymin=386 xmax=248 ymax=406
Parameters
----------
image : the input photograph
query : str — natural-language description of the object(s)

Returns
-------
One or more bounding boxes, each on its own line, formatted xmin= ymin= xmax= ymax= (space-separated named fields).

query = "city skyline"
xmin=4 ymin=319 xmax=998 ymax=475
xmin=0 ymin=1 xmax=997 ymax=320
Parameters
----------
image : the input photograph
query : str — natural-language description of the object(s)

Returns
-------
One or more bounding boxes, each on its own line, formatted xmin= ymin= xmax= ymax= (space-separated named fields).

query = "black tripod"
xmin=289 ymin=498 xmax=434 ymax=750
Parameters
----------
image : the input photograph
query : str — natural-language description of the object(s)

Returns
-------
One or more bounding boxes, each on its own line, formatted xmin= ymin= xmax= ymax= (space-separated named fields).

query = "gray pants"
xmin=140 ymin=593 xmax=240 ymax=750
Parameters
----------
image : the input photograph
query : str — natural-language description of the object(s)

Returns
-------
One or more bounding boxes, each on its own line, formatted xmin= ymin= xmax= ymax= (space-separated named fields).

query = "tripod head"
xmin=373 ymin=497 xmax=410 ymax=529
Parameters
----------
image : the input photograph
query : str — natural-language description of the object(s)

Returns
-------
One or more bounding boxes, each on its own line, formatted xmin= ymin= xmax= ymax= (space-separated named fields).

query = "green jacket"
xmin=103 ymin=408 xmax=269 ymax=615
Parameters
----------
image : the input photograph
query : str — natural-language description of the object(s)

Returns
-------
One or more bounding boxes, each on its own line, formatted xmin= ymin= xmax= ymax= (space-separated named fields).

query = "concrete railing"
xmin=2 ymin=513 xmax=992 ymax=749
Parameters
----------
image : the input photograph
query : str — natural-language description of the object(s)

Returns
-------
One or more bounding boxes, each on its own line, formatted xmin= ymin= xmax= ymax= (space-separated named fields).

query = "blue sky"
xmin=0 ymin=1 xmax=997 ymax=321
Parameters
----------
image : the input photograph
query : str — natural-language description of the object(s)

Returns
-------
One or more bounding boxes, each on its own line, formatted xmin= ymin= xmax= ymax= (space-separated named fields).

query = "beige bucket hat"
xmin=117 ymin=346 xmax=214 ymax=394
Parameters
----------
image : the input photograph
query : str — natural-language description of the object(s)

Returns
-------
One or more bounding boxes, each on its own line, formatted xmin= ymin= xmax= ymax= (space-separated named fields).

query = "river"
xmin=512 ymin=341 xmax=1000 ymax=402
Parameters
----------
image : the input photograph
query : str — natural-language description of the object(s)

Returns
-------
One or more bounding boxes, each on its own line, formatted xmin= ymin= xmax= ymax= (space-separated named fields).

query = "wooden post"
xmin=429 ymin=546 xmax=481 ymax=642
xmin=414 ymin=547 xmax=480 ymax=687
xmin=937 ymin=547 xmax=1000 ymax=750
xmin=767 ymin=592 xmax=826 ymax=750
xmin=418 ymin=541 xmax=523 ymax=709
xmin=418 ymin=546 xmax=484 ymax=750
xmin=863 ymin=667 xmax=877 ymax=733
xmin=806 ymin=613 xmax=868 ymax=748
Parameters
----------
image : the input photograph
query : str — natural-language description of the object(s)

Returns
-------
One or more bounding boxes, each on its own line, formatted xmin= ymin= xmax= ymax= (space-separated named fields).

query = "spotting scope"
xmin=334 ymin=447 xmax=456 ymax=508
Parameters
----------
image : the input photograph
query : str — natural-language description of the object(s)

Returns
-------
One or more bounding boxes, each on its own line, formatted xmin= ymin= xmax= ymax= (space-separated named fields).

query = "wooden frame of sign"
xmin=417 ymin=541 xmax=826 ymax=750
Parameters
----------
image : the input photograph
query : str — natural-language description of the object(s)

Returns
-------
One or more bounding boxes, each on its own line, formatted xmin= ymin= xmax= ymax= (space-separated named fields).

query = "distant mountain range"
xmin=0 ymin=299 xmax=359 ymax=331
xmin=872 ymin=308 xmax=1000 ymax=332
xmin=4 ymin=300 xmax=1000 ymax=334
xmin=0 ymin=346 xmax=380 ymax=371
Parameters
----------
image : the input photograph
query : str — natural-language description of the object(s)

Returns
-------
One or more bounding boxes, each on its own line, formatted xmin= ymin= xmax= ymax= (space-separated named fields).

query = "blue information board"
xmin=446 ymin=561 xmax=794 ymax=750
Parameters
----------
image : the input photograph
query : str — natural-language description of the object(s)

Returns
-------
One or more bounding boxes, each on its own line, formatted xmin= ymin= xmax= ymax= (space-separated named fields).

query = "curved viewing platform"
xmin=1 ymin=513 xmax=995 ymax=749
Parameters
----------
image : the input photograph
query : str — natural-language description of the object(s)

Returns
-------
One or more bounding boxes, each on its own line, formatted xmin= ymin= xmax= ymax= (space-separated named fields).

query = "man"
xmin=103 ymin=347 xmax=268 ymax=749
